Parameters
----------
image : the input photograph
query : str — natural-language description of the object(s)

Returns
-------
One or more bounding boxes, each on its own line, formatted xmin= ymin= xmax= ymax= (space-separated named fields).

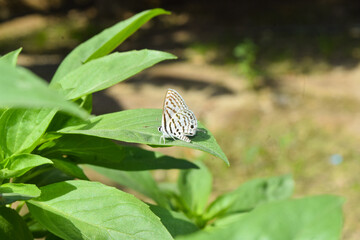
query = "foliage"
xmin=0 ymin=8 xmax=343 ymax=240
xmin=234 ymin=38 xmax=263 ymax=89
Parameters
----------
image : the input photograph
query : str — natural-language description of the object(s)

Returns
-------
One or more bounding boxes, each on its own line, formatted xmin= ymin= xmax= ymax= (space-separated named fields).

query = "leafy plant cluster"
xmin=234 ymin=38 xmax=263 ymax=89
xmin=0 ymin=9 xmax=344 ymax=240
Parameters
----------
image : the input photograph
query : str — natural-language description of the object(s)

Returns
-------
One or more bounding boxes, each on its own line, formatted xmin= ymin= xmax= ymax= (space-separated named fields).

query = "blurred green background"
xmin=1 ymin=0 xmax=359 ymax=238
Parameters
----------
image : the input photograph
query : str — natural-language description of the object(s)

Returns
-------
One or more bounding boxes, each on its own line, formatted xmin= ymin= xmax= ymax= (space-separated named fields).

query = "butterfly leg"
xmin=160 ymin=135 xmax=166 ymax=144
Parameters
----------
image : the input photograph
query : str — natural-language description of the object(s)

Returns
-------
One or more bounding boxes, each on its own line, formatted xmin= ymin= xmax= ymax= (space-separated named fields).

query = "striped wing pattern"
xmin=158 ymin=89 xmax=198 ymax=143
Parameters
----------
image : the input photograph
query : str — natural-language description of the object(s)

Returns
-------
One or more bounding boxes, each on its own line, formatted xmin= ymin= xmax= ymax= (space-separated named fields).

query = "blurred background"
xmin=1 ymin=0 xmax=359 ymax=238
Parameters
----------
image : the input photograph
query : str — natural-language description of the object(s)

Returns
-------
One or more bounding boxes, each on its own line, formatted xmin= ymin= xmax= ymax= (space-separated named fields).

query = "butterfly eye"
xmin=158 ymin=126 xmax=162 ymax=132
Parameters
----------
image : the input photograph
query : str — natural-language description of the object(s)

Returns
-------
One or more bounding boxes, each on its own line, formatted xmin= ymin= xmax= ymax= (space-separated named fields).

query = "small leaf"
xmin=27 ymin=180 xmax=173 ymax=240
xmin=0 ymin=183 xmax=40 ymax=205
xmin=177 ymin=195 xmax=344 ymax=240
xmin=0 ymin=62 xmax=89 ymax=119
xmin=0 ymin=207 xmax=33 ymax=240
xmin=178 ymin=161 xmax=212 ymax=215
xmin=51 ymin=159 xmax=88 ymax=180
xmin=0 ymin=154 xmax=53 ymax=179
xmin=51 ymin=8 xmax=170 ymax=85
xmin=90 ymin=166 xmax=168 ymax=208
xmin=149 ymin=204 xmax=199 ymax=237
xmin=204 ymin=175 xmax=294 ymax=220
xmin=0 ymin=108 xmax=56 ymax=158
xmin=58 ymin=109 xmax=229 ymax=165
xmin=38 ymin=134 xmax=197 ymax=170
xmin=0 ymin=48 xmax=22 ymax=66
xmin=59 ymin=50 xmax=176 ymax=100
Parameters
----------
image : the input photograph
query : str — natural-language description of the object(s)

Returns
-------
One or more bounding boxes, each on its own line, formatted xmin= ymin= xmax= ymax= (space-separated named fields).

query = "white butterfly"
xmin=158 ymin=89 xmax=198 ymax=143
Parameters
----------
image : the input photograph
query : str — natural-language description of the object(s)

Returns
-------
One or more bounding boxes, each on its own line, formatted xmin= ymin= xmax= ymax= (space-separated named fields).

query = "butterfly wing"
xmin=159 ymin=89 xmax=197 ymax=143
xmin=166 ymin=109 xmax=197 ymax=142
xmin=182 ymin=109 xmax=198 ymax=136
xmin=161 ymin=89 xmax=188 ymax=134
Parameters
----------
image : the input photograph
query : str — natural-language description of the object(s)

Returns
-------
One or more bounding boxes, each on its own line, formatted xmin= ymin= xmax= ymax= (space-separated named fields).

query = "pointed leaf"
xmin=51 ymin=8 xmax=170 ymax=85
xmin=204 ymin=175 xmax=294 ymax=220
xmin=27 ymin=180 xmax=173 ymax=240
xmin=0 ymin=183 xmax=40 ymax=205
xmin=0 ymin=207 xmax=32 ymax=240
xmin=0 ymin=108 xmax=56 ymax=157
xmin=177 ymin=196 xmax=344 ymax=240
xmin=0 ymin=154 xmax=52 ymax=179
xmin=58 ymin=109 xmax=229 ymax=165
xmin=0 ymin=48 xmax=22 ymax=66
xmin=59 ymin=50 xmax=176 ymax=100
xmin=178 ymin=161 xmax=212 ymax=215
xmin=0 ymin=62 xmax=89 ymax=119
xmin=90 ymin=166 xmax=168 ymax=207
xmin=38 ymin=134 xmax=197 ymax=170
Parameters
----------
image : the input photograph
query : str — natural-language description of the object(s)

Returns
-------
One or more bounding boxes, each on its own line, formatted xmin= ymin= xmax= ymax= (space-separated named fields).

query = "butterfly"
xmin=158 ymin=89 xmax=198 ymax=143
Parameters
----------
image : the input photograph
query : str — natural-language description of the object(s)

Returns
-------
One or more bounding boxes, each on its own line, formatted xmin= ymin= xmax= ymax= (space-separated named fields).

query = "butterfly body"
xmin=158 ymin=89 xmax=198 ymax=143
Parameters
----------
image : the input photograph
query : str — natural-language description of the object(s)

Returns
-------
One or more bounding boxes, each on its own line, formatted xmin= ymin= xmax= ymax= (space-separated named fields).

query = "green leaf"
xmin=0 ymin=154 xmax=52 ymax=179
xmin=79 ymin=94 xmax=92 ymax=113
xmin=59 ymin=50 xmax=176 ymax=100
xmin=58 ymin=109 xmax=229 ymax=165
xmin=204 ymin=175 xmax=294 ymax=220
xmin=0 ymin=108 xmax=56 ymax=157
xmin=178 ymin=161 xmax=212 ymax=215
xmin=38 ymin=134 xmax=197 ymax=170
xmin=23 ymin=167 xmax=73 ymax=187
xmin=27 ymin=180 xmax=173 ymax=240
xmin=149 ymin=204 xmax=199 ymax=237
xmin=177 ymin=195 xmax=344 ymax=240
xmin=0 ymin=62 xmax=89 ymax=119
xmin=0 ymin=48 xmax=22 ymax=66
xmin=51 ymin=8 xmax=170 ymax=85
xmin=0 ymin=183 xmax=40 ymax=205
xmin=89 ymin=166 xmax=168 ymax=208
xmin=51 ymin=159 xmax=88 ymax=180
xmin=0 ymin=207 xmax=32 ymax=240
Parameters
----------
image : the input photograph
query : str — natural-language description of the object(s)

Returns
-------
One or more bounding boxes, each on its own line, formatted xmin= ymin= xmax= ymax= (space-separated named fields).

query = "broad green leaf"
xmin=59 ymin=50 xmax=176 ymax=100
xmin=0 ymin=154 xmax=52 ymax=179
xmin=38 ymin=134 xmax=197 ymax=170
xmin=0 ymin=108 xmax=56 ymax=157
xmin=178 ymin=161 xmax=212 ymax=215
xmin=0 ymin=207 xmax=32 ymax=240
xmin=51 ymin=159 xmax=88 ymax=180
xmin=0 ymin=62 xmax=89 ymax=119
xmin=204 ymin=175 xmax=294 ymax=220
xmin=177 ymin=195 xmax=344 ymax=240
xmin=149 ymin=204 xmax=199 ymax=237
xmin=0 ymin=48 xmax=22 ymax=66
xmin=0 ymin=183 xmax=40 ymax=205
xmin=58 ymin=109 xmax=229 ymax=165
xmin=27 ymin=180 xmax=173 ymax=240
xmin=51 ymin=8 xmax=170 ymax=85
xmin=90 ymin=166 xmax=168 ymax=208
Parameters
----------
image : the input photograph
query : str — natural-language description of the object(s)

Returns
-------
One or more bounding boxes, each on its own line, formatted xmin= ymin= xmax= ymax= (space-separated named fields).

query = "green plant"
xmin=0 ymin=9 xmax=344 ymax=240
xmin=234 ymin=38 xmax=262 ymax=89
